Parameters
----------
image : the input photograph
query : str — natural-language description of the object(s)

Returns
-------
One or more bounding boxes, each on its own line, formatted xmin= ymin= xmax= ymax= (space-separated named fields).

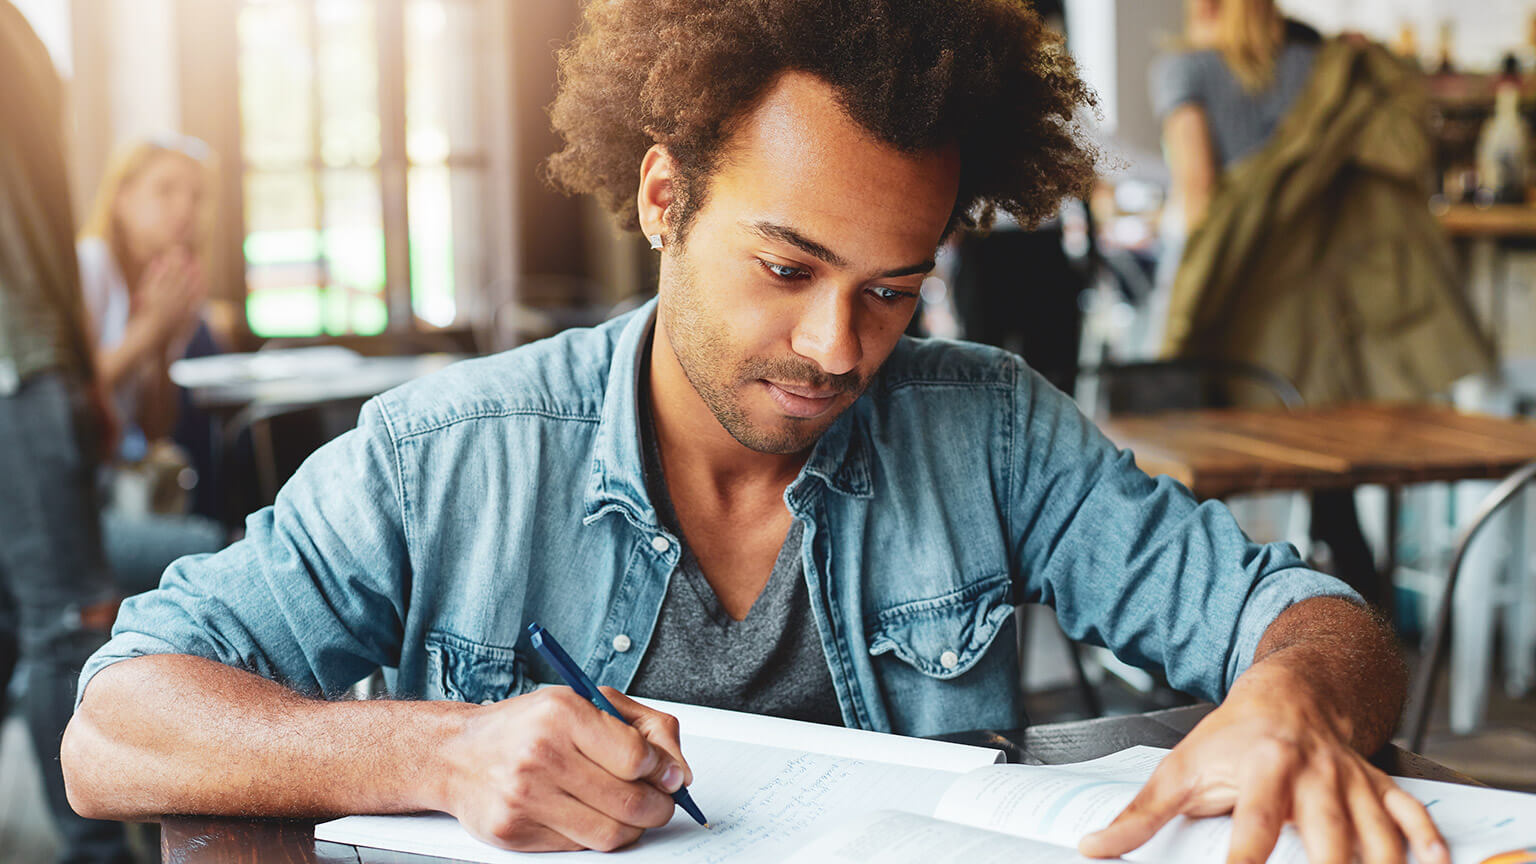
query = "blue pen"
xmin=526 ymin=623 xmax=709 ymax=827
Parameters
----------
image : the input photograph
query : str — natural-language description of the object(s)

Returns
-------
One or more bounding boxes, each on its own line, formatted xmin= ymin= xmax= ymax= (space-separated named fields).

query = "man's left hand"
xmin=1078 ymin=662 xmax=1448 ymax=864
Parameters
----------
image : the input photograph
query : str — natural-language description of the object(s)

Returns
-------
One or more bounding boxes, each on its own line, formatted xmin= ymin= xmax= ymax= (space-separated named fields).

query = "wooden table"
xmin=159 ymin=705 xmax=1479 ymax=862
xmin=1100 ymin=403 xmax=1536 ymax=610
xmin=1437 ymin=203 xmax=1536 ymax=240
xmin=1099 ymin=403 xmax=1536 ymax=501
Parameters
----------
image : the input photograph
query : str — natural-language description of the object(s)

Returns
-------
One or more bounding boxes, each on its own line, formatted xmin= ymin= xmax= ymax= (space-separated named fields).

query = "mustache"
xmin=739 ymin=356 xmax=863 ymax=395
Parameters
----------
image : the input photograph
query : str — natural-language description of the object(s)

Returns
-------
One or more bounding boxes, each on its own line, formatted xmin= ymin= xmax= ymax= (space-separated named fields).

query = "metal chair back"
xmin=1404 ymin=460 xmax=1536 ymax=753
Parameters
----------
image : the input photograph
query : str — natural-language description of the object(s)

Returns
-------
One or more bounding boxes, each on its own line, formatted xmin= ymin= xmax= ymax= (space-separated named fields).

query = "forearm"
xmin=1162 ymin=105 xmax=1217 ymax=235
xmin=63 ymin=654 xmax=473 ymax=820
xmin=95 ymin=323 xmax=161 ymax=394
xmin=136 ymin=363 xmax=179 ymax=442
xmin=1241 ymin=595 xmax=1407 ymax=754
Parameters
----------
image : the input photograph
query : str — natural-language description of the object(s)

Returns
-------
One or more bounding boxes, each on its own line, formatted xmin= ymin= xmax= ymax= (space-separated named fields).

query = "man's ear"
xmin=637 ymin=145 xmax=676 ymax=245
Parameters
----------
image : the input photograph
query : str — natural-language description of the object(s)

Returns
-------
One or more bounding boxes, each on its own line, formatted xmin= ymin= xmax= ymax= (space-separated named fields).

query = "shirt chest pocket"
xmin=866 ymin=574 xmax=1014 ymax=679
xmin=425 ymin=630 xmax=535 ymax=704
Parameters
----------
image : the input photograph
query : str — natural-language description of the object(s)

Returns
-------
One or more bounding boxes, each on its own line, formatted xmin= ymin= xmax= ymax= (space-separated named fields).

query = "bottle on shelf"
xmin=1476 ymin=55 xmax=1530 ymax=205
xmin=1435 ymin=20 xmax=1455 ymax=75
xmin=1393 ymin=21 xmax=1419 ymax=65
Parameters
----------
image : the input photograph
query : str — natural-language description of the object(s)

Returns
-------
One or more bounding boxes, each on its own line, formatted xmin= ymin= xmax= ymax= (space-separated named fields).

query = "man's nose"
xmin=790 ymin=289 xmax=862 ymax=377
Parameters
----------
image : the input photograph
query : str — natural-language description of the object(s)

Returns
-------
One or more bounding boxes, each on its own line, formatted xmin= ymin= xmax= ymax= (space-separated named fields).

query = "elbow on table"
xmin=61 ymin=674 xmax=136 ymax=822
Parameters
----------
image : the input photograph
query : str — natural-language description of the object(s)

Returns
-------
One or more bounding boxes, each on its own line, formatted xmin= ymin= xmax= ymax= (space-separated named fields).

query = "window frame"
xmin=180 ymin=0 xmax=511 ymax=350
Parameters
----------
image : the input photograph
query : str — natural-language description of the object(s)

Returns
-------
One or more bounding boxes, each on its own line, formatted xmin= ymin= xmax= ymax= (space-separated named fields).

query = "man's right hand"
xmin=437 ymin=686 xmax=694 ymax=852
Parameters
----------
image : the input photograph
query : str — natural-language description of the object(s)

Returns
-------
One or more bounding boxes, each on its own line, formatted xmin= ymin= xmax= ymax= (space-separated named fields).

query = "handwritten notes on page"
xmin=318 ymin=735 xmax=958 ymax=862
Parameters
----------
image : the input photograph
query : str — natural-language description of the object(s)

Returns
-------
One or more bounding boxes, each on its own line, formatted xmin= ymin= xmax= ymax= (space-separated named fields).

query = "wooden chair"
xmin=1405 ymin=460 xmax=1536 ymax=754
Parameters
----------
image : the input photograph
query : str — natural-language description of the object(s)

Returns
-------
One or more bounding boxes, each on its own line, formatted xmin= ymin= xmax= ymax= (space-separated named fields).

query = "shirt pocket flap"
xmin=867 ymin=574 xmax=1014 ymax=680
xmin=425 ymin=630 xmax=531 ymax=704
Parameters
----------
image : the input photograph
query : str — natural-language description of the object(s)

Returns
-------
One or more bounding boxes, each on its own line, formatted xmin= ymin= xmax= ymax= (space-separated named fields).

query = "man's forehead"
xmin=709 ymin=72 xmax=960 ymax=263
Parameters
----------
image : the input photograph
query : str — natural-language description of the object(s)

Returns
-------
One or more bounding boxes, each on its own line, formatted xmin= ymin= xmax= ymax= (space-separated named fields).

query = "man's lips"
xmin=763 ymin=380 xmax=841 ymax=418
xmin=769 ymin=380 xmax=839 ymax=399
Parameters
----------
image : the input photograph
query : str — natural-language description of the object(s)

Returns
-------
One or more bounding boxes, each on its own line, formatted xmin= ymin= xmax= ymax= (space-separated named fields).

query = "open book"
xmin=316 ymin=700 xmax=1535 ymax=863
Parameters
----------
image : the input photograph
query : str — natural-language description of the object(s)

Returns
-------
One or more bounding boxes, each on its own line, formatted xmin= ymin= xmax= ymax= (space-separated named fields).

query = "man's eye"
xmin=869 ymin=286 xmax=914 ymax=303
xmin=760 ymin=261 xmax=806 ymax=280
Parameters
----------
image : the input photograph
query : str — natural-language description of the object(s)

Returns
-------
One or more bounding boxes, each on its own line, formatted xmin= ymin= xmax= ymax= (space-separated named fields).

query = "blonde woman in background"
xmin=1155 ymin=0 xmax=1322 ymax=231
xmin=79 ymin=134 xmax=213 ymax=453
xmin=1149 ymin=0 xmax=1373 ymax=598
xmin=78 ymin=135 xmax=226 ymax=598
xmin=1149 ymin=0 xmax=1490 ymax=610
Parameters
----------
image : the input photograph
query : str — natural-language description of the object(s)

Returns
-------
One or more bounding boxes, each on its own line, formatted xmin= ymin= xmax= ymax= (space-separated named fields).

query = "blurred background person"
xmin=944 ymin=0 xmax=1093 ymax=394
xmin=1155 ymin=0 xmax=1322 ymax=235
xmin=1135 ymin=0 xmax=1322 ymax=356
xmin=1149 ymin=0 xmax=1493 ymax=608
xmin=77 ymin=137 xmax=228 ymax=600
xmin=0 ymin=1 xmax=136 ymax=861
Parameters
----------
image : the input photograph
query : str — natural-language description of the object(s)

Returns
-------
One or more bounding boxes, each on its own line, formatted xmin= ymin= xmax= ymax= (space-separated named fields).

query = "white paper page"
xmin=784 ymin=810 xmax=1097 ymax=864
xmin=1390 ymin=775 xmax=1536 ymax=864
xmin=633 ymin=696 xmax=1004 ymax=770
xmin=318 ymin=735 xmax=958 ymax=862
xmin=933 ymin=746 xmax=1536 ymax=864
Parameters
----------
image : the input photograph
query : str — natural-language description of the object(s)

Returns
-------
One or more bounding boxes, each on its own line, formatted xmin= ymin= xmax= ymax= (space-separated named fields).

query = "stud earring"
xmin=647 ymin=233 xmax=664 ymax=251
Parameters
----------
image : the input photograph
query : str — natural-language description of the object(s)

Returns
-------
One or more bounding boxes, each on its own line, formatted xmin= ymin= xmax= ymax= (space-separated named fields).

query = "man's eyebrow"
xmin=744 ymin=220 xmax=933 ymax=278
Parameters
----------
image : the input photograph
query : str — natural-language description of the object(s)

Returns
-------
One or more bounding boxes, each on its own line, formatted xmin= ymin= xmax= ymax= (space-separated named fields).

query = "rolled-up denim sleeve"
xmin=1007 ymin=360 xmax=1359 ymax=702
xmin=76 ymin=397 xmax=409 ymax=707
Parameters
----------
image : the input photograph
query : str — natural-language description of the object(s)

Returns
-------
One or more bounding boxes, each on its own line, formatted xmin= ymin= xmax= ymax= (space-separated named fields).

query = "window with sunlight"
xmin=238 ymin=0 xmax=488 ymax=337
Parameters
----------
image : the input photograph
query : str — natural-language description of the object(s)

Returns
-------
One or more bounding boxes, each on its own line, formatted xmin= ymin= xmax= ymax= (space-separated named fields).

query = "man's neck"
xmin=645 ymin=320 xmax=807 ymax=508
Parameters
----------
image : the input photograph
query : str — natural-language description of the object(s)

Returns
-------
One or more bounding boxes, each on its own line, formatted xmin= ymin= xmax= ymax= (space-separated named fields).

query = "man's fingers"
xmin=1225 ymin=763 xmax=1291 ymax=864
xmin=477 ymin=820 xmax=582 ymax=853
xmin=1292 ymin=769 xmax=1351 ymax=864
xmin=1346 ymin=774 xmax=1405 ymax=864
xmin=1078 ymin=770 xmax=1188 ymax=858
xmin=555 ymin=745 xmax=675 ymax=830
xmin=1382 ymin=786 xmax=1448 ymax=864
xmin=563 ymin=698 xmax=662 ymax=783
xmin=533 ymin=791 xmax=646 ymax=853
xmin=602 ymin=688 xmax=692 ymax=787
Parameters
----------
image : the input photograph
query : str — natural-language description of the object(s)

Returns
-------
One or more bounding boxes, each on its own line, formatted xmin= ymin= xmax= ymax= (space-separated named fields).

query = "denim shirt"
xmin=79 ymin=301 xmax=1354 ymax=736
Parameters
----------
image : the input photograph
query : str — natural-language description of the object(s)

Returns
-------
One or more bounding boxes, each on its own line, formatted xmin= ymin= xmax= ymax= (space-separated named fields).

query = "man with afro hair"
xmin=68 ymin=2 xmax=1443 ymax=862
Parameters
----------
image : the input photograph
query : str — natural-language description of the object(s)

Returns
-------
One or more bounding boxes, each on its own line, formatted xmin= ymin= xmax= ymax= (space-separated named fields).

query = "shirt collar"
xmin=582 ymin=299 xmax=873 ymax=528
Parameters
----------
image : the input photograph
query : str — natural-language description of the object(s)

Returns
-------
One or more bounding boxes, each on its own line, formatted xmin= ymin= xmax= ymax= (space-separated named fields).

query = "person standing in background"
xmin=1150 ymin=0 xmax=1493 ymax=608
xmin=0 ymin=2 xmax=136 ymax=861
xmin=1154 ymin=0 xmax=1322 ymax=235
xmin=1148 ymin=0 xmax=1361 ymax=588
xmin=78 ymin=136 xmax=227 ymax=599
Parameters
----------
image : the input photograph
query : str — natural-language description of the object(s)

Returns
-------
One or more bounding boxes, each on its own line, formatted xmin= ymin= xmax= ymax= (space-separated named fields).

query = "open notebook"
xmin=316 ymin=700 xmax=1536 ymax=863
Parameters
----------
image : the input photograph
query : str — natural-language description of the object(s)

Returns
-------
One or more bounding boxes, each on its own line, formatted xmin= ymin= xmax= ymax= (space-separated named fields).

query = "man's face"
xmin=655 ymin=72 xmax=961 ymax=455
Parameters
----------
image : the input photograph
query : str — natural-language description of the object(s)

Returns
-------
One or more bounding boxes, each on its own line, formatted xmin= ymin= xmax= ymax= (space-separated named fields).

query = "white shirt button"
xmin=480 ymin=698 xmax=495 ymax=705
xmin=612 ymin=634 xmax=633 ymax=653
xmin=651 ymin=535 xmax=670 ymax=553
xmin=939 ymin=650 xmax=960 ymax=671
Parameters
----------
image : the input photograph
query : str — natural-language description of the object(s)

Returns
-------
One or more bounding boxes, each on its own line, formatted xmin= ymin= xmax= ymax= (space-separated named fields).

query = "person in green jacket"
xmin=1152 ymin=0 xmax=1494 ymax=609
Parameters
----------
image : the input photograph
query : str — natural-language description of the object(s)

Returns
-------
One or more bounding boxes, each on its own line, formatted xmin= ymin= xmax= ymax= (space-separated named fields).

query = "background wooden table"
xmin=160 ymin=705 xmax=1478 ymax=862
xmin=1437 ymin=203 xmax=1536 ymax=239
xmin=1101 ymin=403 xmax=1536 ymax=610
xmin=1099 ymin=403 xmax=1536 ymax=502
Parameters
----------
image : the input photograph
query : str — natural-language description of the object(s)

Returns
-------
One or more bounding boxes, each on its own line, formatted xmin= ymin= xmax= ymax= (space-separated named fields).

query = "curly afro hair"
xmin=546 ymin=0 xmax=1100 ymax=241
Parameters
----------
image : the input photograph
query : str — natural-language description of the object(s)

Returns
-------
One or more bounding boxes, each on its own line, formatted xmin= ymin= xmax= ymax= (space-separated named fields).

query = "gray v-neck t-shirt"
xmin=625 ymin=404 xmax=844 ymax=726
